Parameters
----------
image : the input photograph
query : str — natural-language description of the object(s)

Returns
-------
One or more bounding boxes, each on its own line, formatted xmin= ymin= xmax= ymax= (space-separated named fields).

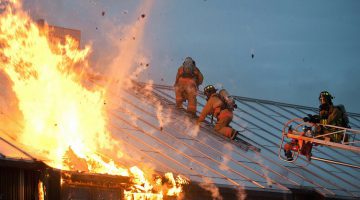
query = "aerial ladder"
xmin=279 ymin=118 xmax=360 ymax=169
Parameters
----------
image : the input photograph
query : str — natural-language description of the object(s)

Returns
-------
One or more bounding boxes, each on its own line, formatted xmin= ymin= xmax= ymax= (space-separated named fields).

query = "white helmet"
xmin=183 ymin=57 xmax=195 ymax=67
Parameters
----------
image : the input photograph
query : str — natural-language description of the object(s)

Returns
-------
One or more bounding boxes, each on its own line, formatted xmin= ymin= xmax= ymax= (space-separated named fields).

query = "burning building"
xmin=36 ymin=19 xmax=81 ymax=49
xmin=0 ymin=1 xmax=186 ymax=199
xmin=2 ymin=79 xmax=360 ymax=199
xmin=1 ymin=0 xmax=360 ymax=200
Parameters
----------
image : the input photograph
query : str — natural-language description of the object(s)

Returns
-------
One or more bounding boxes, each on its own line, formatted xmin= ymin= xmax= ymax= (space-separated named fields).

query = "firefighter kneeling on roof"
xmin=197 ymin=85 xmax=239 ymax=140
xmin=174 ymin=57 xmax=203 ymax=116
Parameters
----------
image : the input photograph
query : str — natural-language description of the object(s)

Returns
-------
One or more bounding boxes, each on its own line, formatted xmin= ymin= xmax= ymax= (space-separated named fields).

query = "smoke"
xmin=221 ymin=143 xmax=248 ymax=200
xmin=198 ymin=175 xmax=247 ymax=200
xmin=254 ymin=152 xmax=273 ymax=188
xmin=199 ymin=177 xmax=223 ymax=200
xmin=224 ymin=143 xmax=234 ymax=151
xmin=129 ymin=56 xmax=151 ymax=82
xmin=104 ymin=7 xmax=152 ymax=86
xmin=184 ymin=117 xmax=200 ymax=137
xmin=139 ymin=80 xmax=172 ymax=131
xmin=236 ymin=186 xmax=247 ymax=200
xmin=14 ymin=0 xmax=158 ymax=119
xmin=22 ymin=0 xmax=155 ymax=85
xmin=219 ymin=156 xmax=230 ymax=171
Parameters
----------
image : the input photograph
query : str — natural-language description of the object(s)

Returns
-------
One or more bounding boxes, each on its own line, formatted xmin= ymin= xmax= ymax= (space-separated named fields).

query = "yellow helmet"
xmin=319 ymin=91 xmax=333 ymax=105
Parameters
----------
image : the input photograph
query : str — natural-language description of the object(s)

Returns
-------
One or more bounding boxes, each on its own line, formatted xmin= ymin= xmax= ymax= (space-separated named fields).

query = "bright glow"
xmin=0 ymin=0 xmax=188 ymax=198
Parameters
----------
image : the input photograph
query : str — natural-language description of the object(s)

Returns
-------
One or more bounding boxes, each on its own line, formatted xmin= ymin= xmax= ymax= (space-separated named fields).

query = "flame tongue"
xmin=0 ymin=0 xmax=122 ymax=174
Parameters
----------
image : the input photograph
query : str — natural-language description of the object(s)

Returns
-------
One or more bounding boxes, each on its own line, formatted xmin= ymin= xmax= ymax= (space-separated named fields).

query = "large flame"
xmin=0 ymin=0 xmax=188 ymax=199
xmin=0 ymin=0 xmax=124 ymax=175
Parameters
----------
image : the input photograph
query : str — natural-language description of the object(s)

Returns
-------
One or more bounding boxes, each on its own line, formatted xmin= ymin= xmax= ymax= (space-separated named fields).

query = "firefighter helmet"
xmin=183 ymin=57 xmax=195 ymax=67
xmin=319 ymin=91 xmax=333 ymax=105
xmin=181 ymin=57 xmax=196 ymax=78
xmin=204 ymin=85 xmax=217 ymax=97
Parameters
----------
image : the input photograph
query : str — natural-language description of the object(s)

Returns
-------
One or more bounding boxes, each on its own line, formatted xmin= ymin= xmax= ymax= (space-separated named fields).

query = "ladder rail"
xmin=280 ymin=118 xmax=360 ymax=169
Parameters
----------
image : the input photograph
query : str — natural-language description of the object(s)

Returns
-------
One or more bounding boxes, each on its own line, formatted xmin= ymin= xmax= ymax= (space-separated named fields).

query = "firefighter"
xmin=174 ymin=57 xmax=203 ymax=116
xmin=196 ymin=85 xmax=238 ymax=140
xmin=310 ymin=91 xmax=349 ymax=141
xmin=284 ymin=91 xmax=349 ymax=161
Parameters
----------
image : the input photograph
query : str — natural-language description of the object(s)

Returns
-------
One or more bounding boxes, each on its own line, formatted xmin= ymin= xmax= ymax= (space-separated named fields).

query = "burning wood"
xmin=61 ymin=170 xmax=131 ymax=188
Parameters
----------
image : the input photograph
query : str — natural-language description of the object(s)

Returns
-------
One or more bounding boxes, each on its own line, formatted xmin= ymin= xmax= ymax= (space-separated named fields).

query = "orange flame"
xmin=165 ymin=172 xmax=189 ymax=196
xmin=0 ymin=0 xmax=125 ymax=175
xmin=0 ymin=0 xmax=188 ymax=198
xmin=38 ymin=180 xmax=44 ymax=200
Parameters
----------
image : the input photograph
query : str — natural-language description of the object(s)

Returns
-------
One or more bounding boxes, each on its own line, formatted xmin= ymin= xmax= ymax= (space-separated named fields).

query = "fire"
xmin=165 ymin=173 xmax=189 ymax=196
xmin=0 ymin=0 xmax=188 ymax=199
xmin=38 ymin=181 xmax=44 ymax=200
xmin=125 ymin=166 xmax=163 ymax=200
xmin=0 ymin=0 xmax=122 ymax=174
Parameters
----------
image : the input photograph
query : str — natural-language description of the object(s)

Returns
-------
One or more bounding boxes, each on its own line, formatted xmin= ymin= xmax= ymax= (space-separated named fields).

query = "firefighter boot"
xmin=284 ymin=150 xmax=293 ymax=161
xmin=186 ymin=110 xmax=198 ymax=119
xmin=230 ymin=130 xmax=239 ymax=140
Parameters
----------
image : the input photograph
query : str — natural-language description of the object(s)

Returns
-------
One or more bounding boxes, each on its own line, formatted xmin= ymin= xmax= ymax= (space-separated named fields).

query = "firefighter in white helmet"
xmin=197 ymin=85 xmax=238 ymax=140
xmin=174 ymin=57 xmax=203 ymax=116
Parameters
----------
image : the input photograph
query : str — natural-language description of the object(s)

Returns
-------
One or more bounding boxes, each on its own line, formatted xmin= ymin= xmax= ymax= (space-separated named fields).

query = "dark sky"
xmin=24 ymin=0 xmax=360 ymax=113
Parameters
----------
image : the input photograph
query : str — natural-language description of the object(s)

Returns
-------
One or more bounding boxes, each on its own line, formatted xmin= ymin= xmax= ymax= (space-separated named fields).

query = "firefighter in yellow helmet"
xmin=197 ymin=85 xmax=238 ymax=140
xmin=313 ymin=91 xmax=349 ymax=141
xmin=174 ymin=57 xmax=203 ymax=116
xmin=284 ymin=91 xmax=349 ymax=161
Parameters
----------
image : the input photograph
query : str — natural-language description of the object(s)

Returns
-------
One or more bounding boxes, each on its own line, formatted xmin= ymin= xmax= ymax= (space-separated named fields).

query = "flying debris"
xmin=101 ymin=11 xmax=105 ymax=16
xmin=250 ymin=49 xmax=255 ymax=59
xmin=141 ymin=14 xmax=146 ymax=18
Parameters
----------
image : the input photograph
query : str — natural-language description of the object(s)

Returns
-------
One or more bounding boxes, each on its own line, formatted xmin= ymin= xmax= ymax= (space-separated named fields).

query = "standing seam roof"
xmin=124 ymin=81 xmax=360 ymax=199
xmin=1 ymin=81 xmax=359 ymax=199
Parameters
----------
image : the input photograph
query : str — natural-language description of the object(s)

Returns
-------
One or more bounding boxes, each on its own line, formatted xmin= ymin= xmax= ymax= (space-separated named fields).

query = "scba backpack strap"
xmin=336 ymin=104 xmax=350 ymax=128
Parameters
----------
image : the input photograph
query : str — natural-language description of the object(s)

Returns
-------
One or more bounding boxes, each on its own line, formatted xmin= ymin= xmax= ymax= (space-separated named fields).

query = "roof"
xmin=1 ymin=81 xmax=359 ymax=199
xmin=112 ymin=81 xmax=359 ymax=199
xmin=0 ymin=134 xmax=35 ymax=162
